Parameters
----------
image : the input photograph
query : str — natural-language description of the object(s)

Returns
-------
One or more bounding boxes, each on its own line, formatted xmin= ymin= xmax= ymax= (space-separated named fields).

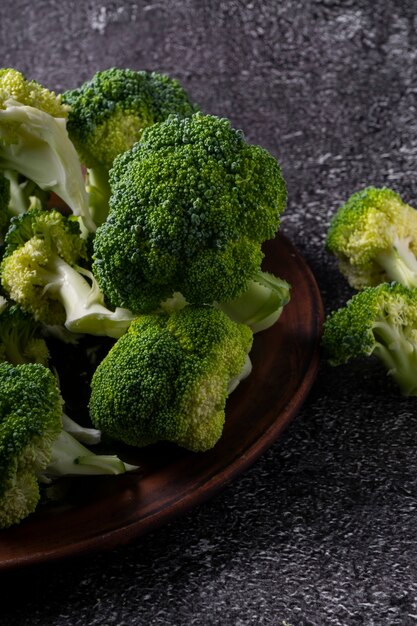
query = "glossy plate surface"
xmin=0 ymin=234 xmax=323 ymax=571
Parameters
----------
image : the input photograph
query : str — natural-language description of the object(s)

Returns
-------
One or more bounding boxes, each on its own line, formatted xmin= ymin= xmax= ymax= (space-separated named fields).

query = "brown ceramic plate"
xmin=0 ymin=233 xmax=323 ymax=571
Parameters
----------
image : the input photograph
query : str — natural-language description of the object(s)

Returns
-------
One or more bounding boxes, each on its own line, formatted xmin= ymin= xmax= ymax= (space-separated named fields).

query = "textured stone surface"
xmin=1 ymin=0 xmax=417 ymax=624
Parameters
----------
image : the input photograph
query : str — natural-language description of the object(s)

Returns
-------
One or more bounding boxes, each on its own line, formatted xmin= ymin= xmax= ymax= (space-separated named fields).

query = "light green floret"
xmin=0 ymin=208 xmax=136 ymax=337
xmin=89 ymin=306 xmax=253 ymax=452
xmin=322 ymin=282 xmax=417 ymax=396
xmin=0 ymin=68 xmax=94 ymax=232
xmin=92 ymin=113 xmax=287 ymax=317
xmin=0 ymin=362 xmax=136 ymax=529
xmin=326 ymin=186 xmax=417 ymax=289
xmin=63 ymin=67 xmax=198 ymax=226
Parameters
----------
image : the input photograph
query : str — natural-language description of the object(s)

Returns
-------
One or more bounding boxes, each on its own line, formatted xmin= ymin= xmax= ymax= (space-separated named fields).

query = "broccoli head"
xmin=63 ymin=67 xmax=198 ymax=226
xmin=1 ymin=208 xmax=135 ymax=336
xmin=89 ymin=305 xmax=253 ymax=452
xmin=92 ymin=113 xmax=287 ymax=313
xmin=322 ymin=282 xmax=417 ymax=396
xmin=326 ymin=186 xmax=417 ymax=289
xmin=0 ymin=361 xmax=137 ymax=529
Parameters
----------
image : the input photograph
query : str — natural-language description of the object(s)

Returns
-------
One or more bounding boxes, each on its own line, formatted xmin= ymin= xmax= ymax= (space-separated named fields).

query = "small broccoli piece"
xmin=322 ymin=282 xmax=417 ymax=395
xmin=89 ymin=305 xmax=253 ymax=452
xmin=0 ymin=297 xmax=49 ymax=365
xmin=92 ymin=113 xmax=287 ymax=313
xmin=0 ymin=362 xmax=135 ymax=529
xmin=0 ymin=68 xmax=94 ymax=232
xmin=326 ymin=186 xmax=417 ymax=289
xmin=0 ymin=208 xmax=136 ymax=337
xmin=63 ymin=67 xmax=197 ymax=225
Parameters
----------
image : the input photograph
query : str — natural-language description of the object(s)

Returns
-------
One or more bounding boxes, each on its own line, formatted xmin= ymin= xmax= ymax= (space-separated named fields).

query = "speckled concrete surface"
xmin=1 ymin=1 xmax=417 ymax=624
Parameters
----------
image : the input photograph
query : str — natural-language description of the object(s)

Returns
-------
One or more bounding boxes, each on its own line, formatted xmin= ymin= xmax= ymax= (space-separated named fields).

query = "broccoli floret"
xmin=0 ymin=362 xmax=135 ymax=529
xmin=326 ymin=186 xmax=417 ymax=289
xmin=0 ymin=296 xmax=49 ymax=365
xmin=89 ymin=305 xmax=253 ymax=452
xmin=92 ymin=113 xmax=287 ymax=314
xmin=0 ymin=68 xmax=94 ymax=232
xmin=0 ymin=208 xmax=136 ymax=337
xmin=322 ymin=282 xmax=417 ymax=395
xmin=63 ymin=68 xmax=197 ymax=225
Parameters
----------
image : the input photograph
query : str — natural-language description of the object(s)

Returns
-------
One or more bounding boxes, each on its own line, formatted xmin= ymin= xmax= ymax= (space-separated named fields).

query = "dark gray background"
xmin=1 ymin=1 xmax=417 ymax=624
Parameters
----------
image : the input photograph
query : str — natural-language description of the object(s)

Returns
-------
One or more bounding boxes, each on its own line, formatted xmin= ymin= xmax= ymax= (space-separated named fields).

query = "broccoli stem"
xmin=3 ymin=170 xmax=28 ymax=215
xmin=218 ymin=270 xmax=290 ymax=333
xmin=45 ymin=430 xmax=137 ymax=477
xmin=86 ymin=165 xmax=111 ymax=228
xmin=377 ymin=237 xmax=417 ymax=288
xmin=61 ymin=413 xmax=101 ymax=445
xmin=372 ymin=319 xmax=417 ymax=395
xmin=39 ymin=254 xmax=136 ymax=338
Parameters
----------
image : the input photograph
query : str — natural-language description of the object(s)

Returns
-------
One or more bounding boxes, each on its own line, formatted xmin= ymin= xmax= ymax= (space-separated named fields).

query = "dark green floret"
xmin=326 ymin=186 xmax=417 ymax=289
xmin=63 ymin=67 xmax=198 ymax=225
xmin=0 ymin=362 xmax=137 ymax=529
xmin=0 ymin=208 xmax=135 ymax=336
xmin=322 ymin=282 xmax=417 ymax=395
xmin=92 ymin=113 xmax=287 ymax=314
xmin=89 ymin=305 xmax=253 ymax=452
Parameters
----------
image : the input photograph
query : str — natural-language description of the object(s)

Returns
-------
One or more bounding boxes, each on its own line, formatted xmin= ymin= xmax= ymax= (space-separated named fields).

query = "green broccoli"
xmin=326 ymin=186 xmax=417 ymax=289
xmin=63 ymin=67 xmax=198 ymax=225
xmin=322 ymin=282 xmax=417 ymax=395
xmin=0 ymin=68 xmax=94 ymax=232
xmin=0 ymin=362 xmax=136 ymax=529
xmin=0 ymin=208 xmax=136 ymax=337
xmin=0 ymin=296 xmax=49 ymax=365
xmin=92 ymin=113 xmax=287 ymax=316
xmin=89 ymin=305 xmax=253 ymax=452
